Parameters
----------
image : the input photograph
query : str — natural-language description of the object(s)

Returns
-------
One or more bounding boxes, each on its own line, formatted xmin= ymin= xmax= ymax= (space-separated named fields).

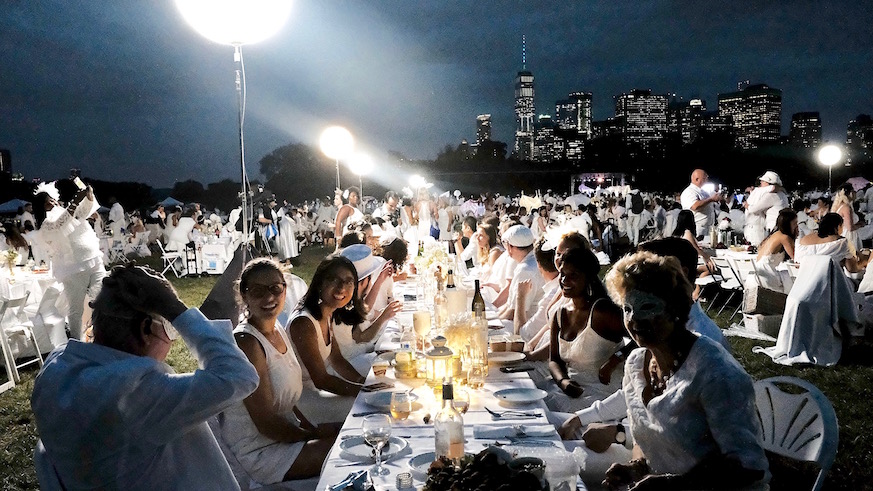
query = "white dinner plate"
xmin=488 ymin=319 xmax=506 ymax=330
xmin=489 ymin=352 xmax=525 ymax=364
xmin=339 ymin=436 xmax=408 ymax=463
xmin=363 ymin=391 xmax=420 ymax=410
xmin=493 ymin=388 xmax=548 ymax=407
xmin=486 ymin=310 xmax=499 ymax=320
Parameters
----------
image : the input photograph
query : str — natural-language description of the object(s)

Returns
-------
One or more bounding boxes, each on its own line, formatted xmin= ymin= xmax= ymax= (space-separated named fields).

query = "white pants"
xmin=61 ymin=263 xmax=108 ymax=340
xmin=626 ymin=214 xmax=641 ymax=246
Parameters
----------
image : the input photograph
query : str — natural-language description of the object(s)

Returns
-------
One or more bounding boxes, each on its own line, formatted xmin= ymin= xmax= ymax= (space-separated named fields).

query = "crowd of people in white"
xmin=7 ymin=167 xmax=869 ymax=489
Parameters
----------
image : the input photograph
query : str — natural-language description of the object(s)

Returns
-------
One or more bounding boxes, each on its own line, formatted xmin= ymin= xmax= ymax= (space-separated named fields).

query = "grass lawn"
xmin=2 ymin=246 xmax=872 ymax=489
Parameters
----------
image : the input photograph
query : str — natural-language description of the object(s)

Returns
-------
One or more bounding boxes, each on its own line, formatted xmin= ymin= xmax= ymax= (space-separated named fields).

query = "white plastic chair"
xmin=25 ymin=286 xmax=68 ymax=352
xmin=157 ymin=240 xmax=183 ymax=278
xmin=754 ymin=376 xmax=839 ymax=491
xmin=708 ymin=256 xmax=744 ymax=319
xmin=125 ymin=230 xmax=151 ymax=257
xmin=0 ymin=293 xmax=44 ymax=383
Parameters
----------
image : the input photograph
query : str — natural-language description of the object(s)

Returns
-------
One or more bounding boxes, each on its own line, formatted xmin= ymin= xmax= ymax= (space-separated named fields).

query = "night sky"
xmin=2 ymin=1 xmax=871 ymax=188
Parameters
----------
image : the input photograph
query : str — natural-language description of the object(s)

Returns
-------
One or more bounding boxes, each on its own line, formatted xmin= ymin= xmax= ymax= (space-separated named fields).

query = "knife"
xmin=351 ymin=410 xmax=387 ymax=417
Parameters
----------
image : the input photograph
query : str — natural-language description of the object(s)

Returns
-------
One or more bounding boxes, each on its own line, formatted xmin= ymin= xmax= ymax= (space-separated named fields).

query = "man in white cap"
xmin=743 ymin=171 xmax=789 ymax=246
xmin=497 ymin=224 xmax=545 ymax=334
xmin=680 ymin=169 xmax=722 ymax=238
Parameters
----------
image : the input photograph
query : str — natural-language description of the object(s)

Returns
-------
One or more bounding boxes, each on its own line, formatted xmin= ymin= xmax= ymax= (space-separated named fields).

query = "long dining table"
xmin=315 ymin=276 xmax=585 ymax=491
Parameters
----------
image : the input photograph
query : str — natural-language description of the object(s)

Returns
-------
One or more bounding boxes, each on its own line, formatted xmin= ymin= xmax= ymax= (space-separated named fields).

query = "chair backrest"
xmin=730 ymin=256 xmax=761 ymax=287
xmin=711 ymin=257 xmax=740 ymax=288
xmin=754 ymin=376 xmax=838 ymax=491
xmin=35 ymin=287 xmax=62 ymax=316
xmin=0 ymin=293 xmax=31 ymax=326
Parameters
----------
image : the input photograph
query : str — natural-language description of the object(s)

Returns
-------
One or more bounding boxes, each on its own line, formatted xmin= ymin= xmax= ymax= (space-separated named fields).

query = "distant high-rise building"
xmin=667 ymin=98 xmax=707 ymax=145
xmin=614 ymin=89 xmax=668 ymax=150
xmin=789 ymin=112 xmax=822 ymax=148
xmin=514 ymin=36 xmax=535 ymax=160
xmin=717 ymin=83 xmax=782 ymax=149
xmin=592 ymin=117 xmax=625 ymax=139
xmin=555 ymin=92 xmax=593 ymax=138
xmin=476 ymin=114 xmax=492 ymax=146
xmin=847 ymin=114 xmax=873 ymax=150
xmin=533 ymin=115 xmax=560 ymax=162
xmin=0 ymin=149 xmax=9 ymax=173
xmin=514 ymin=71 xmax=535 ymax=160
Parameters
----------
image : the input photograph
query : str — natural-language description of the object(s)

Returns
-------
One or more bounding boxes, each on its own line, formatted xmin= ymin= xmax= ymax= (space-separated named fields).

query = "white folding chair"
xmin=25 ymin=286 xmax=68 ymax=351
xmin=156 ymin=240 xmax=183 ymax=278
xmin=754 ymin=376 xmax=839 ymax=491
xmin=0 ymin=293 xmax=45 ymax=384
xmin=108 ymin=238 xmax=129 ymax=264
xmin=709 ymin=256 xmax=744 ymax=319
xmin=125 ymin=231 xmax=151 ymax=257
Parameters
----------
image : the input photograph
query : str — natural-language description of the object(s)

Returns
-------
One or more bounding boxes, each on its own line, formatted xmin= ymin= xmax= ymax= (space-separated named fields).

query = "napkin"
xmin=328 ymin=470 xmax=374 ymax=491
xmin=473 ymin=425 xmax=555 ymax=439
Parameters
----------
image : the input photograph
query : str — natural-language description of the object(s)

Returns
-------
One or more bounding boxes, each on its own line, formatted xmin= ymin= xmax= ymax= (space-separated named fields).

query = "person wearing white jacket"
xmin=743 ymin=171 xmax=789 ymax=246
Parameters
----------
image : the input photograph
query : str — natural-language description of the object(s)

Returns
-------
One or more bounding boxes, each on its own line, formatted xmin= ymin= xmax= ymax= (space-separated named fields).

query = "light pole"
xmin=174 ymin=0 xmax=292 ymax=263
xmin=818 ymin=144 xmax=842 ymax=193
xmin=349 ymin=153 xmax=374 ymax=198
xmin=319 ymin=126 xmax=354 ymax=205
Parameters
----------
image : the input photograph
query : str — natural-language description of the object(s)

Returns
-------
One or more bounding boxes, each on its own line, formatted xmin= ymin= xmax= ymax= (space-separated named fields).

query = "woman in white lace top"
xmin=603 ymin=251 xmax=769 ymax=490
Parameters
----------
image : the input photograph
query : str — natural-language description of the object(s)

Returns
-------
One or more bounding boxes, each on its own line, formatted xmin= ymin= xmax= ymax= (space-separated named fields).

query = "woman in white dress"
xmin=276 ymin=206 xmax=299 ymax=262
xmin=831 ymin=184 xmax=863 ymax=255
xmin=415 ymin=189 xmax=434 ymax=241
xmin=287 ymin=256 xmax=366 ymax=422
xmin=602 ymin=251 xmax=769 ymax=490
xmin=333 ymin=186 xmax=364 ymax=248
xmin=221 ymin=259 xmax=338 ymax=484
xmin=436 ymin=196 xmax=453 ymax=241
xmin=754 ymin=209 xmax=797 ymax=293
xmin=796 ymin=212 xmax=869 ymax=272
xmin=166 ymin=209 xmax=199 ymax=252
xmin=547 ymin=248 xmax=626 ymax=414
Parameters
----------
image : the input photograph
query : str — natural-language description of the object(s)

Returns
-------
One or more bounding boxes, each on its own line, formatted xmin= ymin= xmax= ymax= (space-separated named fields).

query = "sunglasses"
xmin=244 ymin=283 xmax=287 ymax=298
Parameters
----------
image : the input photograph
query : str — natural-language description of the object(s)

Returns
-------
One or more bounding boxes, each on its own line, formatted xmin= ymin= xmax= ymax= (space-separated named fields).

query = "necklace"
xmin=648 ymin=353 xmax=682 ymax=395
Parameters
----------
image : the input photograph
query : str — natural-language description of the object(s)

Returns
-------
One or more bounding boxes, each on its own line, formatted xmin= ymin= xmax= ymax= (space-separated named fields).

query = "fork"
xmin=484 ymin=406 xmax=541 ymax=419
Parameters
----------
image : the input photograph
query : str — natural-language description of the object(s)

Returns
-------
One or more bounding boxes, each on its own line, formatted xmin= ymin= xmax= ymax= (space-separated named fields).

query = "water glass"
xmin=362 ymin=414 xmax=392 ymax=476
xmin=390 ymin=392 xmax=413 ymax=421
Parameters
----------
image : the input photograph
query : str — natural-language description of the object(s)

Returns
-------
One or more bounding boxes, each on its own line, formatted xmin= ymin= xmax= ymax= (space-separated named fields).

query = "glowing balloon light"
xmin=320 ymin=126 xmax=355 ymax=161
xmin=174 ymin=0 xmax=293 ymax=46
xmin=818 ymin=144 xmax=843 ymax=192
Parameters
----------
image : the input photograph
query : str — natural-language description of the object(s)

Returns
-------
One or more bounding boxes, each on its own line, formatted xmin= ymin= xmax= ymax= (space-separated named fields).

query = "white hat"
xmin=503 ymin=224 xmax=535 ymax=248
xmin=340 ymin=244 xmax=385 ymax=280
xmin=758 ymin=171 xmax=782 ymax=186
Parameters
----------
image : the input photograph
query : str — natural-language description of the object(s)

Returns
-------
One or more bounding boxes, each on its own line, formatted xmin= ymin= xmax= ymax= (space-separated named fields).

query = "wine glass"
xmin=390 ymin=391 xmax=413 ymax=421
xmin=412 ymin=311 xmax=432 ymax=352
xmin=453 ymin=389 xmax=470 ymax=414
xmin=362 ymin=414 xmax=392 ymax=476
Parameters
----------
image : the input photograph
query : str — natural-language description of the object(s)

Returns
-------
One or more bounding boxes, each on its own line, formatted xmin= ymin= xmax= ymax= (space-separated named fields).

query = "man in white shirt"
xmin=372 ymin=191 xmax=401 ymax=236
xmin=744 ymin=171 xmax=789 ymax=246
xmin=454 ymin=216 xmax=479 ymax=268
xmin=497 ymin=225 xmax=545 ymax=334
xmin=625 ymin=187 xmax=644 ymax=246
xmin=518 ymin=237 xmax=560 ymax=343
xmin=680 ymin=169 xmax=722 ymax=238
xmin=17 ymin=202 xmax=35 ymax=230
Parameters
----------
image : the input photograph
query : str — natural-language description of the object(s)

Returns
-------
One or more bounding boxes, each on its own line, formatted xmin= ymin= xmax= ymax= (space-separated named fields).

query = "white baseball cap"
xmin=758 ymin=171 xmax=782 ymax=186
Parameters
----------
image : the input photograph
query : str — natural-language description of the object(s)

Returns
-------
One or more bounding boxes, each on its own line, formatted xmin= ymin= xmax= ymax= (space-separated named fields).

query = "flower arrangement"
xmin=414 ymin=242 xmax=449 ymax=275
xmin=3 ymin=249 xmax=20 ymax=274
xmin=718 ymin=218 xmax=732 ymax=231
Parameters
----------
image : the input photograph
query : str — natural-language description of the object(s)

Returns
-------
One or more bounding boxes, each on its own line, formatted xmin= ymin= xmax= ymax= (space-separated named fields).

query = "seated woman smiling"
xmin=602 ymin=251 xmax=769 ymax=490
xmin=220 ymin=258 xmax=339 ymax=484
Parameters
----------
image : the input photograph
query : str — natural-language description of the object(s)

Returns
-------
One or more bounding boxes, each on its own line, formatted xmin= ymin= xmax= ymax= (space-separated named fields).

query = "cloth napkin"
xmin=328 ymin=470 xmax=374 ymax=491
xmin=473 ymin=425 xmax=555 ymax=439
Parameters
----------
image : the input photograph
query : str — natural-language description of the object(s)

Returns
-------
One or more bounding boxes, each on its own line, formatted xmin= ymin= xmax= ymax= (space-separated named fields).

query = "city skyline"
xmin=2 ymin=1 xmax=871 ymax=187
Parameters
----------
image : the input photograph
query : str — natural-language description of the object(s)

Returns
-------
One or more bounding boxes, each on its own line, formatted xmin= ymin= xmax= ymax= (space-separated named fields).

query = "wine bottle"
xmin=471 ymin=279 xmax=486 ymax=321
xmin=446 ymin=269 xmax=455 ymax=289
xmin=434 ymin=380 xmax=464 ymax=465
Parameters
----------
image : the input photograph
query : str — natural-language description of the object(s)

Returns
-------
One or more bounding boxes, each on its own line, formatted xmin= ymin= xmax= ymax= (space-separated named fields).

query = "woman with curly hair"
xmin=602 ymin=251 xmax=768 ymax=490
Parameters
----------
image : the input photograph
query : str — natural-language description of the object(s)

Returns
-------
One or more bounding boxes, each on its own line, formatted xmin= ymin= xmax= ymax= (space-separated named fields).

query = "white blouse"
xmin=623 ymin=336 xmax=769 ymax=480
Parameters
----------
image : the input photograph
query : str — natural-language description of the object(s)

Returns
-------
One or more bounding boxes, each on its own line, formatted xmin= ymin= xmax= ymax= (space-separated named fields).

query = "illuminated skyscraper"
xmin=514 ymin=36 xmax=535 ymax=160
xmin=555 ymin=92 xmax=593 ymax=138
xmin=847 ymin=114 xmax=873 ymax=150
xmin=667 ymin=98 xmax=707 ymax=145
xmin=614 ymin=89 xmax=668 ymax=148
xmin=717 ymin=83 xmax=782 ymax=149
xmin=476 ymin=114 xmax=492 ymax=145
xmin=789 ymin=112 xmax=822 ymax=148
xmin=533 ymin=115 xmax=560 ymax=162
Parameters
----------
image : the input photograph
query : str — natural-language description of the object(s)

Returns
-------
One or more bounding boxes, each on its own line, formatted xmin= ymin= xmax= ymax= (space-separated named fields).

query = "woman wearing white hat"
xmin=743 ymin=171 xmax=788 ymax=246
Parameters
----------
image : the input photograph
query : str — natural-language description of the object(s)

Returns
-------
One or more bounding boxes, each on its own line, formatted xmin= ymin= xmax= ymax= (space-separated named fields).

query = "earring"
xmin=345 ymin=302 xmax=354 ymax=311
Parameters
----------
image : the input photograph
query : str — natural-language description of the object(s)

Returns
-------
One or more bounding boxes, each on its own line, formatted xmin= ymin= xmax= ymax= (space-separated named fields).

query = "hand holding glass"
xmin=362 ymin=414 xmax=392 ymax=476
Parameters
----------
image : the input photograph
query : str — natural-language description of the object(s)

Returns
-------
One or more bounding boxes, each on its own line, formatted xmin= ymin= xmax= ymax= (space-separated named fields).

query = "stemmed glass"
xmin=362 ymin=414 xmax=392 ymax=476
xmin=413 ymin=311 xmax=432 ymax=352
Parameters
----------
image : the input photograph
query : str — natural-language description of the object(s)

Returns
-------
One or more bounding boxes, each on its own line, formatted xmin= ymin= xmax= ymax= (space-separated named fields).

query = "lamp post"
xmin=818 ymin=144 xmax=842 ymax=193
xmin=348 ymin=153 xmax=374 ymax=198
xmin=174 ymin=0 xmax=292 ymax=263
xmin=319 ymin=126 xmax=355 ymax=195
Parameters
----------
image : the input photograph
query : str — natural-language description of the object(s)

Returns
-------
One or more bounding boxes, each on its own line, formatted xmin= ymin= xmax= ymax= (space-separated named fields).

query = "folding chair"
xmin=0 ymin=293 xmax=45 ymax=384
xmin=156 ymin=240 xmax=183 ymax=278
xmin=709 ymin=256 xmax=744 ymax=320
xmin=107 ymin=238 xmax=129 ymax=264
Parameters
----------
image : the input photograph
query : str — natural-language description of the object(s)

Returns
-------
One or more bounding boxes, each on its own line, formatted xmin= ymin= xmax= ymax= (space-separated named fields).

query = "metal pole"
xmin=336 ymin=158 xmax=341 ymax=191
xmin=829 ymin=166 xmax=832 ymax=193
xmin=235 ymin=45 xmax=249 ymax=263
xmin=359 ymin=175 xmax=363 ymax=198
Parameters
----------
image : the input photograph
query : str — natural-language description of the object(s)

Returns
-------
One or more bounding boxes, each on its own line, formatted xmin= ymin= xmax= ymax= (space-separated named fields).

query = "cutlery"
xmin=484 ymin=406 xmax=541 ymax=418
xmin=351 ymin=410 xmax=387 ymax=417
